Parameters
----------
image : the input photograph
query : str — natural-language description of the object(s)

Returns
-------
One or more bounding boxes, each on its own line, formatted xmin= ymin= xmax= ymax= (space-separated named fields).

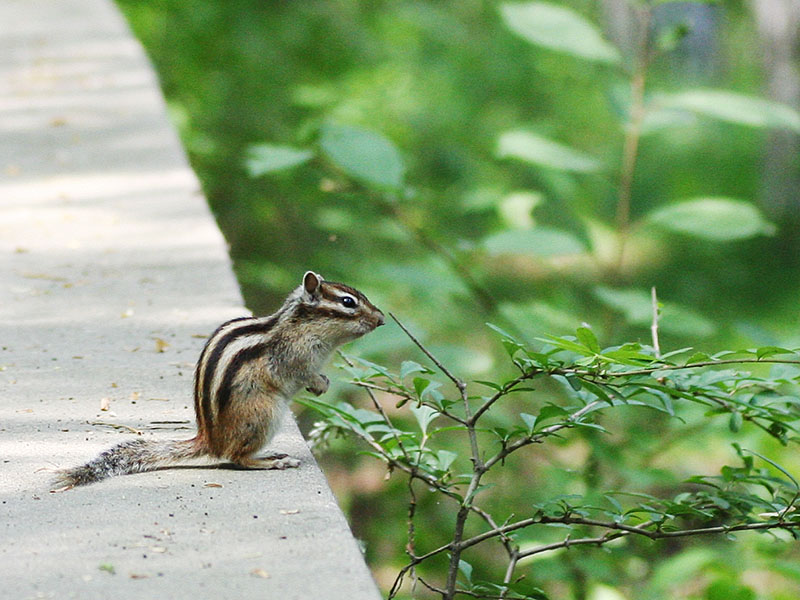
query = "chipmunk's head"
xmin=293 ymin=271 xmax=384 ymax=343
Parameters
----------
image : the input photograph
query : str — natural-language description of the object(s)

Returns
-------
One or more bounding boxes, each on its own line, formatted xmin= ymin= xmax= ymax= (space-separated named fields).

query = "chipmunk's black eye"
xmin=340 ymin=295 xmax=357 ymax=309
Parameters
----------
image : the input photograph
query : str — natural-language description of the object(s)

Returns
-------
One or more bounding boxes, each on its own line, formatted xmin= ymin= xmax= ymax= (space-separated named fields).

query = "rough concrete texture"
xmin=0 ymin=1 xmax=381 ymax=598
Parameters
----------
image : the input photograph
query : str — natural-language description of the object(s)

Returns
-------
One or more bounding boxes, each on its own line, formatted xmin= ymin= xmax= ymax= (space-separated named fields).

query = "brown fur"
xmin=53 ymin=272 xmax=383 ymax=489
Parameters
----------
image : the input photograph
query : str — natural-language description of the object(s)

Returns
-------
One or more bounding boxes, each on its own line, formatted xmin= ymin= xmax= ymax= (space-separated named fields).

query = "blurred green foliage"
xmin=116 ymin=0 xmax=800 ymax=597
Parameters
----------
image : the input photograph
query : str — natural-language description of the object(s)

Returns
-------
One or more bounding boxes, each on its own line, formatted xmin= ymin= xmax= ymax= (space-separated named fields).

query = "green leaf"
xmin=604 ymin=494 xmax=624 ymax=515
xmin=413 ymin=377 xmax=442 ymax=402
xmin=565 ymin=374 xmax=582 ymax=391
xmin=685 ymin=352 xmax=711 ymax=365
xmin=729 ymin=411 xmax=743 ymax=433
xmin=458 ymin=559 xmax=473 ymax=585
xmin=744 ymin=448 xmax=799 ymax=490
xmin=319 ymin=122 xmax=405 ymax=190
xmin=579 ymin=379 xmax=614 ymax=405
xmin=657 ymin=89 xmax=800 ymax=132
xmin=576 ymin=326 xmax=600 ymax=353
xmin=756 ymin=346 xmax=795 ymax=360
xmin=539 ymin=334 xmax=594 ymax=356
xmin=486 ymin=322 xmax=521 ymax=342
xmin=410 ymin=404 xmax=439 ymax=435
xmin=436 ymin=449 xmax=458 ymax=472
xmin=536 ymin=404 xmax=569 ymax=425
xmin=400 ymin=360 xmax=432 ymax=379
xmin=647 ymin=197 xmax=776 ymax=241
xmin=474 ymin=380 xmax=503 ymax=391
xmin=497 ymin=130 xmax=602 ymax=173
xmin=483 ymin=227 xmax=586 ymax=257
xmin=352 ymin=357 xmax=394 ymax=378
xmin=500 ymin=2 xmax=620 ymax=64
xmin=520 ymin=412 xmax=538 ymax=434
xmin=244 ymin=144 xmax=314 ymax=177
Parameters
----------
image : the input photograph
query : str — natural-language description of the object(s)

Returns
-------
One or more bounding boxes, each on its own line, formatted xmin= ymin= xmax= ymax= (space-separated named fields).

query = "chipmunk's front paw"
xmin=305 ymin=373 xmax=330 ymax=396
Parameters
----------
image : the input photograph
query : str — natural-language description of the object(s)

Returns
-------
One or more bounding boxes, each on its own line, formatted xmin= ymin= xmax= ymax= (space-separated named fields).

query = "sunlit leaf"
xmin=497 ymin=130 xmax=603 ymax=173
xmin=410 ymin=404 xmax=439 ymax=435
xmin=400 ymin=360 xmax=433 ymax=379
xmin=319 ymin=122 xmax=405 ymax=189
xmin=483 ymin=227 xmax=585 ymax=257
xmin=646 ymin=197 xmax=776 ymax=241
xmin=657 ymin=89 xmax=800 ymax=132
xmin=245 ymin=143 xmax=314 ymax=176
xmin=458 ymin=559 xmax=473 ymax=585
xmin=639 ymin=107 xmax=697 ymax=135
xmin=500 ymin=2 xmax=620 ymax=64
xmin=520 ymin=412 xmax=537 ymax=434
xmin=436 ymin=449 xmax=458 ymax=472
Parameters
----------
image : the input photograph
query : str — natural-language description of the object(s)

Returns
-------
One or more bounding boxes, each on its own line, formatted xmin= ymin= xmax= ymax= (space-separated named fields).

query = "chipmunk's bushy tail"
xmin=53 ymin=438 xmax=205 ymax=489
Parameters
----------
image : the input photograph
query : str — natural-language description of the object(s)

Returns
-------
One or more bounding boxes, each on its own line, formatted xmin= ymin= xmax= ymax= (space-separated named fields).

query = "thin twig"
xmin=471 ymin=370 xmax=540 ymax=424
xmin=516 ymin=532 xmax=625 ymax=559
xmin=483 ymin=401 xmax=603 ymax=471
xmin=390 ymin=312 xmax=466 ymax=393
xmin=406 ymin=476 xmax=420 ymax=596
xmin=396 ymin=509 xmax=800 ymax=572
xmin=351 ymin=380 xmax=467 ymax=425
xmin=566 ymin=358 xmax=800 ymax=379
xmin=374 ymin=195 xmax=500 ymax=318
xmin=499 ymin=549 xmax=521 ymax=600
xmin=383 ymin=314 xmax=489 ymax=599
xmin=650 ymin=286 xmax=660 ymax=358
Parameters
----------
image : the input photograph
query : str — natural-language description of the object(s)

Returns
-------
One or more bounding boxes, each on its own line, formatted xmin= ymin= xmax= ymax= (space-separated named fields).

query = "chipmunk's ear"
xmin=303 ymin=271 xmax=323 ymax=299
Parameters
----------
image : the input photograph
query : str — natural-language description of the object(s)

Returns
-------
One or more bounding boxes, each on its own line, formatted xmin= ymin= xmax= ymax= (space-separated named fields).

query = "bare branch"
xmin=390 ymin=312 xmax=466 ymax=394
xmin=517 ymin=532 xmax=625 ymax=559
xmin=459 ymin=513 xmax=800 ymax=557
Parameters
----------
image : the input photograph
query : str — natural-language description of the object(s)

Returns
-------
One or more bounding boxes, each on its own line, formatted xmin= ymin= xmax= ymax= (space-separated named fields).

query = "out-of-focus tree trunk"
xmin=751 ymin=0 xmax=800 ymax=225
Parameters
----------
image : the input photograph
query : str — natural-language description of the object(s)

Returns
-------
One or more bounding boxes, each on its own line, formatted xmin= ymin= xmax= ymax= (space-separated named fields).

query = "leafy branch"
xmin=303 ymin=317 xmax=800 ymax=600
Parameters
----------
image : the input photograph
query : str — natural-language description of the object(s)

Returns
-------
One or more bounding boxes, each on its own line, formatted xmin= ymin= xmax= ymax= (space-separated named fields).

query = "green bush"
xmin=303 ymin=319 xmax=800 ymax=599
xmin=116 ymin=0 xmax=800 ymax=597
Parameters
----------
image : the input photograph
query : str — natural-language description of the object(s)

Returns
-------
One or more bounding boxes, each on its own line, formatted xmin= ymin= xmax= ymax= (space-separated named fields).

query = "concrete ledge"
xmin=0 ymin=1 xmax=380 ymax=598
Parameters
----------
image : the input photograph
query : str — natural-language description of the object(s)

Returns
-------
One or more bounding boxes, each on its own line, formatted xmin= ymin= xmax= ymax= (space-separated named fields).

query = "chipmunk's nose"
xmin=375 ymin=311 xmax=385 ymax=327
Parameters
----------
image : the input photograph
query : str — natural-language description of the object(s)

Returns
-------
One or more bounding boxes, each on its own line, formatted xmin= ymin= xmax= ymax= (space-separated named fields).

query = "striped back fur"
xmin=193 ymin=272 xmax=384 ymax=443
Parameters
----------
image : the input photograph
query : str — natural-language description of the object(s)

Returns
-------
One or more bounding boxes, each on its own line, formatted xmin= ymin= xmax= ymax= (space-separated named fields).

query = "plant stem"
xmin=613 ymin=6 xmax=652 ymax=278
xmin=650 ymin=286 xmax=660 ymax=357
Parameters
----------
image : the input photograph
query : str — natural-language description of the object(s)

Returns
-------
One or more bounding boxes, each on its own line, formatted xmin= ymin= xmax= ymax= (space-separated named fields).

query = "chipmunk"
xmin=53 ymin=271 xmax=384 ymax=490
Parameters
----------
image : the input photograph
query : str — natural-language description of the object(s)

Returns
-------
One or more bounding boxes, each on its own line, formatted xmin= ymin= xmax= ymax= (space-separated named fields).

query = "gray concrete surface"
xmin=0 ymin=1 xmax=381 ymax=598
